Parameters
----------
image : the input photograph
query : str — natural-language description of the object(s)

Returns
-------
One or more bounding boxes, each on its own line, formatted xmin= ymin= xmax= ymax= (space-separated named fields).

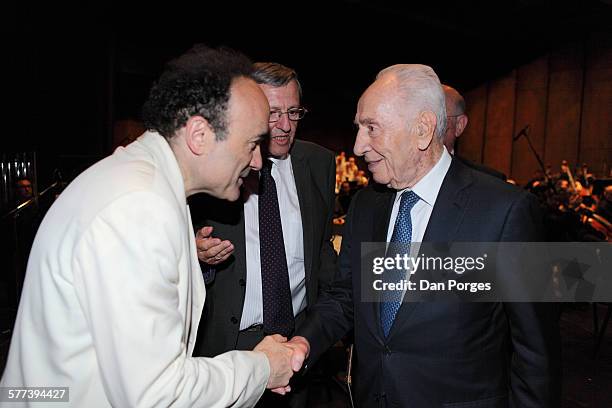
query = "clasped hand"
xmin=253 ymin=335 xmax=310 ymax=395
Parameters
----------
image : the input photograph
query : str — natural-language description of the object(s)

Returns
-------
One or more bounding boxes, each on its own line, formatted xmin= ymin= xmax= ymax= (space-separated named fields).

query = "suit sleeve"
xmin=297 ymin=189 xmax=358 ymax=366
xmin=500 ymin=192 xmax=561 ymax=408
xmin=316 ymin=153 xmax=339 ymax=293
xmin=72 ymin=192 xmax=268 ymax=408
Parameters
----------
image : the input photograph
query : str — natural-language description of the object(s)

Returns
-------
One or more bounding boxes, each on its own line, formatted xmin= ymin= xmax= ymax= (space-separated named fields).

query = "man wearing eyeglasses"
xmin=189 ymin=62 xmax=337 ymax=407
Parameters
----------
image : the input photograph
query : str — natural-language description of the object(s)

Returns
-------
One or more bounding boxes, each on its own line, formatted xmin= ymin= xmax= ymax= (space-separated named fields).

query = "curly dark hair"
xmin=142 ymin=44 xmax=254 ymax=140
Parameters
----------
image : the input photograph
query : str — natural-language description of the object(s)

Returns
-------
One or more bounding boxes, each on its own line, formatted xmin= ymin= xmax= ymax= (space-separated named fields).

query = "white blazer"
xmin=1 ymin=132 xmax=269 ymax=407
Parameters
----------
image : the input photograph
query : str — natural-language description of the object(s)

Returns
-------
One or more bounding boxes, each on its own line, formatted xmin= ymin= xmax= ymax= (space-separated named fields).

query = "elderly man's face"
xmin=204 ymin=77 xmax=268 ymax=201
xmin=260 ymin=80 xmax=301 ymax=159
xmin=353 ymin=78 xmax=422 ymax=189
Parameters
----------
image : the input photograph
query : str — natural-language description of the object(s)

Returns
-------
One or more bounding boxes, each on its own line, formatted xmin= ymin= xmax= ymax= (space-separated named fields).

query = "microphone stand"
xmin=1 ymin=181 xmax=58 ymax=221
xmin=346 ymin=343 xmax=354 ymax=408
xmin=514 ymin=126 xmax=547 ymax=178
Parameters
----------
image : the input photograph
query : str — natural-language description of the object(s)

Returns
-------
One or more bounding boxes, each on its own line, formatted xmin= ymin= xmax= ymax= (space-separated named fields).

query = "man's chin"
xmin=268 ymin=141 xmax=293 ymax=158
xmin=224 ymin=188 xmax=241 ymax=202
xmin=371 ymin=173 xmax=389 ymax=186
xmin=214 ymin=183 xmax=242 ymax=202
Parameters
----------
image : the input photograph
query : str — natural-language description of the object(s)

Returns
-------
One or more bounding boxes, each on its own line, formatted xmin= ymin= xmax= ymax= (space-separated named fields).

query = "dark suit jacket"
xmin=189 ymin=139 xmax=337 ymax=357
xmin=455 ymin=154 xmax=507 ymax=181
xmin=297 ymin=158 xmax=561 ymax=408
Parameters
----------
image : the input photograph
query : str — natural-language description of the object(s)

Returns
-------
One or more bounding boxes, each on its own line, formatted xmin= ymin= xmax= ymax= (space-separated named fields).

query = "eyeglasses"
xmin=269 ymin=107 xmax=308 ymax=123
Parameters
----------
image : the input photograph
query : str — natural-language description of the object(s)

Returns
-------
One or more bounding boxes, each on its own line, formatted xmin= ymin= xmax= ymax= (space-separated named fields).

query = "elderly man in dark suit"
xmin=289 ymin=64 xmax=560 ymax=407
xmin=189 ymin=62 xmax=337 ymax=407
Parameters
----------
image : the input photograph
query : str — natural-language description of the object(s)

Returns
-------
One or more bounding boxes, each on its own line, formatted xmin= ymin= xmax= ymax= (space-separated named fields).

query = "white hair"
xmin=376 ymin=64 xmax=447 ymax=140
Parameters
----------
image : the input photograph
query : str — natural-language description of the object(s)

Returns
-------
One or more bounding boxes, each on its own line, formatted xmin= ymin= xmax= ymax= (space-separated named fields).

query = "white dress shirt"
xmin=241 ymin=155 xmax=306 ymax=330
xmin=386 ymin=147 xmax=452 ymax=271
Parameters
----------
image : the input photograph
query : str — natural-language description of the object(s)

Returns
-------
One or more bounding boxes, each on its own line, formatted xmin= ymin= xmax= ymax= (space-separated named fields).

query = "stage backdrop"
xmin=459 ymin=31 xmax=612 ymax=185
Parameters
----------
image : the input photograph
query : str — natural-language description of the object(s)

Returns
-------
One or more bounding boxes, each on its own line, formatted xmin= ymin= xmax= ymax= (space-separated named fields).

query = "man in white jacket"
xmin=0 ymin=44 xmax=302 ymax=407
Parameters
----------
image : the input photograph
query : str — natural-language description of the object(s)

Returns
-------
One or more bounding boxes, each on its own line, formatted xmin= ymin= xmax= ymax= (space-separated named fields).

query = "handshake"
xmin=253 ymin=335 xmax=310 ymax=394
xmin=195 ymin=227 xmax=311 ymax=393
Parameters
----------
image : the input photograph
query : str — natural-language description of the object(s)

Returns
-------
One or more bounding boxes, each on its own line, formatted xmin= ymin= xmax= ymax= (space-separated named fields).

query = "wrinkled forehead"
xmin=357 ymin=78 xmax=409 ymax=120
xmin=258 ymin=81 xmax=300 ymax=108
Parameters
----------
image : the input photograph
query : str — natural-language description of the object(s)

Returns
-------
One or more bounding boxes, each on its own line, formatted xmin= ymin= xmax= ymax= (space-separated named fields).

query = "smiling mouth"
xmin=367 ymin=159 xmax=381 ymax=169
xmin=271 ymin=135 xmax=290 ymax=144
xmin=238 ymin=168 xmax=251 ymax=183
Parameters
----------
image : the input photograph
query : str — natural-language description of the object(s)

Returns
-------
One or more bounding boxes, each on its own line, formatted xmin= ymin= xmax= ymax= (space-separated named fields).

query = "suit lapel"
xmin=373 ymin=187 xmax=395 ymax=243
xmin=387 ymin=159 xmax=473 ymax=340
xmin=207 ymin=194 xmax=248 ymax=323
xmin=232 ymin=203 xmax=248 ymax=283
xmin=369 ymin=188 xmax=395 ymax=341
xmin=230 ymin=199 xmax=248 ymax=320
xmin=421 ymin=159 xmax=472 ymax=243
xmin=291 ymin=153 xmax=315 ymax=289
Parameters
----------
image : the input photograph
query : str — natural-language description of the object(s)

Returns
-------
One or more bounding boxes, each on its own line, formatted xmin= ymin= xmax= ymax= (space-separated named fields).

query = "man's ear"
xmin=416 ymin=111 xmax=436 ymax=150
xmin=184 ymin=115 xmax=216 ymax=155
xmin=455 ymin=114 xmax=468 ymax=137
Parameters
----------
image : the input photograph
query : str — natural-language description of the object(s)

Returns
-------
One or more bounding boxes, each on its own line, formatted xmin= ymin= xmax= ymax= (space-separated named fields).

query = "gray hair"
xmin=252 ymin=62 xmax=303 ymax=99
xmin=376 ymin=64 xmax=447 ymax=140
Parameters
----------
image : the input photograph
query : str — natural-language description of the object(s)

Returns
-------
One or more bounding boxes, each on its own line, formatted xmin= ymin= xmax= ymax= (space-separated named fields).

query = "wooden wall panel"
xmin=459 ymin=84 xmax=488 ymax=163
xmin=579 ymin=31 xmax=612 ymax=177
xmin=483 ymin=71 xmax=516 ymax=176
xmin=544 ymin=43 xmax=584 ymax=175
xmin=460 ymin=36 xmax=612 ymax=182
xmin=511 ymin=56 xmax=549 ymax=184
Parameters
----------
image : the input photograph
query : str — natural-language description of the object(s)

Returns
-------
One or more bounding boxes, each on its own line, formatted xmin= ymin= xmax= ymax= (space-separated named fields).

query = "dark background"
xmin=2 ymin=0 xmax=611 ymax=188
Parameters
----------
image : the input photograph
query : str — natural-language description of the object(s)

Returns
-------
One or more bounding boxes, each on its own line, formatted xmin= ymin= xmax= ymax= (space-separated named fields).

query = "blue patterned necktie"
xmin=259 ymin=160 xmax=295 ymax=337
xmin=380 ymin=190 xmax=420 ymax=337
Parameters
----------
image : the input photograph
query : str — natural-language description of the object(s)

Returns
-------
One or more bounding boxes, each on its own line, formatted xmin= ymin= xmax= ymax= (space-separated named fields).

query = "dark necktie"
xmin=380 ymin=190 xmax=420 ymax=337
xmin=259 ymin=160 xmax=295 ymax=337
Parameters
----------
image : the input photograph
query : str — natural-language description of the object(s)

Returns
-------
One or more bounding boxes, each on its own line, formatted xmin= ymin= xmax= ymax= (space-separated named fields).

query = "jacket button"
xmin=239 ymin=278 xmax=246 ymax=286
xmin=230 ymin=317 xmax=238 ymax=324
xmin=384 ymin=346 xmax=392 ymax=355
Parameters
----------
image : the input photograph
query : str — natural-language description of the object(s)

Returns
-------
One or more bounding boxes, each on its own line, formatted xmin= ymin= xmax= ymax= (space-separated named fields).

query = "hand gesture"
xmin=196 ymin=226 xmax=234 ymax=265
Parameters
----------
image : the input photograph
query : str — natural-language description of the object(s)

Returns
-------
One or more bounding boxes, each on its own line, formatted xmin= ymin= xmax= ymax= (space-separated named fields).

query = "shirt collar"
xmin=394 ymin=146 xmax=452 ymax=207
xmin=269 ymin=154 xmax=292 ymax=169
